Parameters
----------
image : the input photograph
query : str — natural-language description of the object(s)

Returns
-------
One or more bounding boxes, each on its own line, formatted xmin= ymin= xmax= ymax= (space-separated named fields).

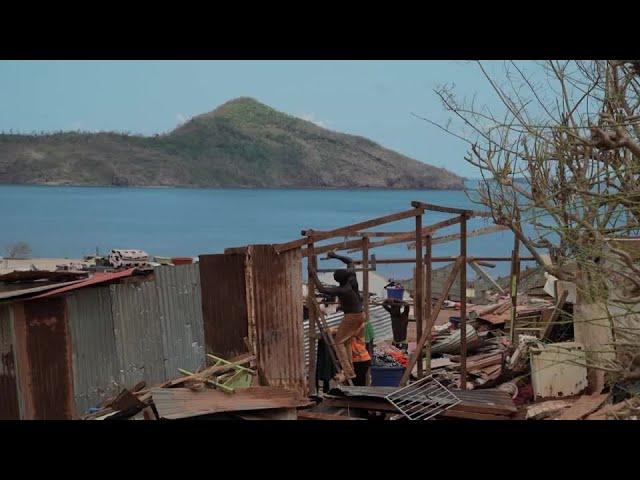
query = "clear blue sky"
xmin=0 ymin=60 xmax=517 ymax=177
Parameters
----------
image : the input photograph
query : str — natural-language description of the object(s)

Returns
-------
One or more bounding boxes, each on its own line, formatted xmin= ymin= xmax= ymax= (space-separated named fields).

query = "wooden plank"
xmin=276 ymin=208 xmax=423 ymax=253
xmin=346 ymin=217 xmax=464 ymax=254
xmin=541 ymin=290 xmax=569 ymax=340
xmin=556 ymin=394 xmax=608 ymax=420
xmin=415 ymin=213 xmax=424 ymax=378
xmin=411 ymin=201 xmax=473 ymax=215
xmin=459 ymin=214 xmax=468 ymax=389
xmin=470 ymin=261 xmax=505 ymax=294
xmin=401 ymin=258 xmax=463 ymax=385
xmin=303 ymin=238 xmax=363 ymax=258
xmin=321 ymin=396 xmax=398 ymax=413
xmin=407 ymin=224 xmax=508 ymax=250
xmin=441 ymin=410 xmax=510 ymax=420
xmin=151 ymin=387 xmax=308 ymax=419
xmin=297 ymin=410 xmax=366 ymax=420
xmin=362 ymin=236 xmax=370 ymax=323
xmin=307 ymin=240 xmax=318 ymax=397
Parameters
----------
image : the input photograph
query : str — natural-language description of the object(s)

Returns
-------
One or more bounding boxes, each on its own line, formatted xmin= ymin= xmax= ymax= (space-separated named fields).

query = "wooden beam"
xmin=410 ymin=201 xmax=492 ymax=218
xmin=424 ymin=235 xmax=432 ymax=375
xmin=362 ymin=236 xmax=370 ymax=324
xmin=469 ymin=260 xmax=505 ymax=294
xmin=352 ymin=256 xmax=536 ymax=265
xmin=400 ymin=258 xmax=463 ymax=386
xmin=346 ymin=216 xmax=463 ymax=253
xmin=541 ymin=290 xmax=569 ymax=340
xmin=411 ymin=201 xmax=473 ymax=215
xmin=303 ymin=238 xmax=363 ymax=257
xmin=275 ymin=207 xmax=423 ymax=253
xmin=459 ymin=214 xmax=468 ymax=390
xmin=415 ymin=213 xmax=424 ymax=378
xmin=407 ymin=224 xmax=509 ymax=250
xmin=307 ymin=240 xmax=318 ymax=397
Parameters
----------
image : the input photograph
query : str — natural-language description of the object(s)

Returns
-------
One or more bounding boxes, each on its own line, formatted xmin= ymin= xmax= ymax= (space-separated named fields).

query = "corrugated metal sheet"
xmin=110 ymin=280 xmax=166 ymax=388
xmin=199 ymin=253 xmax=249 ymax=358
xmin=302 ymin=305 xmax=392 ymax=366
xmin=249 ymin=245 xmax=306 ymax=395
xmin=66 ymin=286 xmax=122 ymax=415
xmin=0 ymin=304 xmax=20 ymax=419
xmin=154 ymin=264 xmax=205 ymax=378
xmin=22 ymin=298 xmax=74 ymax=419
xmin=33 ymin=268 xmax=136 ymax=299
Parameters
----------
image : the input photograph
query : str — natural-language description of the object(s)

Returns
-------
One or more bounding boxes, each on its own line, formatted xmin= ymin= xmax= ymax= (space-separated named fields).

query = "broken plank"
xmin=321 ymin=397 xmax=398 ymax=413
xmin=297 ymin=410 xmax=366 ymax=420
xmin=556 ymin=394 xmax=608 ymax=420
xmin=441 ymin=410 xmax=511 ymax=420
xmin=151 ymin=387 xmax=308 ymax=420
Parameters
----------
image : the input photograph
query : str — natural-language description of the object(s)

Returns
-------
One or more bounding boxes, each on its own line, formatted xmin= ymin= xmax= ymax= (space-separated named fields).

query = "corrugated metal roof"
xmin=31 ymin=268 xmax=136 ymax=299
xmin=0 ymin=280 xmax=84 ymax=301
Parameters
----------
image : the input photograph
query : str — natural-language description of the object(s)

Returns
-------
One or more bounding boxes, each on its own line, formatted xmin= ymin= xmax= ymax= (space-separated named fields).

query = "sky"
xmin=0 ymin=60 xmax=522 ymax=177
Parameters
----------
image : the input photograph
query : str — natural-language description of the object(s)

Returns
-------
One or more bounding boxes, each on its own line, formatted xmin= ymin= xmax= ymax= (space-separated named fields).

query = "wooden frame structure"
xmin=274 ymin=201 xmax=526 ymax=394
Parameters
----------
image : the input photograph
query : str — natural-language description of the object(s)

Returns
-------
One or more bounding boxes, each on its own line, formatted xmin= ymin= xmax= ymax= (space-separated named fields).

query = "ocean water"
xmin=0 ymin=184 xmax=528 ymax=279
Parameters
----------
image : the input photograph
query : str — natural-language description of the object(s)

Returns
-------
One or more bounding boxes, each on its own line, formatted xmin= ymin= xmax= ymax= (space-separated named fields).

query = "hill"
xmin=0 ymin=97 xmax=464 ymax=189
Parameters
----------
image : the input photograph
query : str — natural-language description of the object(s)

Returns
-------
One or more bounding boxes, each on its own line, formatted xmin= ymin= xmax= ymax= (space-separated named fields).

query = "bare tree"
xmin=424 ymin=60 xmax=640 ymax=392
xmin=5 ymin=241 xmax=32 ymax=259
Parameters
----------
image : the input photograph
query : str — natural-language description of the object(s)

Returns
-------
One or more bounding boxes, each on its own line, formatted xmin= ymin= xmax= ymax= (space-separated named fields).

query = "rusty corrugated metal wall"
xmin=155 ymin=264 xmax=205 ymax=378
xmin=249 ymin=245 xmax=306 ymax=395
xmin=199 ymin=253 xmax=249 ymax=358
xmin=66 ymin=286 xmax=121 ymax=415
xmin=20 ymin=298 xmax=75 ymax=419
xmin=0 ymin=304 xmax=20 ymax=419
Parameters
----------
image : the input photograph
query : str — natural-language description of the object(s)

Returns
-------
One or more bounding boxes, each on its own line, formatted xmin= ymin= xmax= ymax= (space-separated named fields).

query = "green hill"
xmin=0 ymin=97 xmax=464 ymax=189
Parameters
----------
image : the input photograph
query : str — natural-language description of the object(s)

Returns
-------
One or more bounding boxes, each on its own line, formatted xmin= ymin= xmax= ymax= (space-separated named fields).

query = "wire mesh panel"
xmin=385 ymin=375 xmax=461 ymax=420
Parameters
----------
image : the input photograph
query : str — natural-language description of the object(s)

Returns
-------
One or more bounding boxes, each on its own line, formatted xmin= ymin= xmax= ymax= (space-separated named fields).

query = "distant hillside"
xmin=0 ymin=97 xmax=464 ymax=189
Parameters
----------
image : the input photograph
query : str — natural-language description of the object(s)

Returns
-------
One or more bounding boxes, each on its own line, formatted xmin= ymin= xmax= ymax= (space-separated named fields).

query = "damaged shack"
xmin=1 ymin=201 xmax=638 ymax=420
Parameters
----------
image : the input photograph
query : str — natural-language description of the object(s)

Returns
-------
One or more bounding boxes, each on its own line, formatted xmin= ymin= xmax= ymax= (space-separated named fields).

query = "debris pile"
xmin=82 ymin=353 xmax=311 ymax=420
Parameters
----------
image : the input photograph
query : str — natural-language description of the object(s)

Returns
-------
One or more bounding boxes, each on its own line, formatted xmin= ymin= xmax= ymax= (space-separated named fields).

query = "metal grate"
xmin=385 ymin=375 xmax=461 ymax=420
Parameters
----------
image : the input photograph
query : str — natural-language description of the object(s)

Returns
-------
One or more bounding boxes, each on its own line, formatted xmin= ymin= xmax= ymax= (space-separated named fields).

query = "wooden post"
xmin=459 ymin=214 xmax=468 ymax=390
xmin=362 ymin=236 xmax=370 ymax=322
xmin=509 ymin=234 xmax=521 ymax=345
xmin=307 ymin=238 xmax=318 ymax=397
xmin=424 ymin=234 xmax=432 ymax=375
xmin=400 ymin=258 xmax=462 ymax=386
xmin=415 ymin=212 xmax=424 ymax=378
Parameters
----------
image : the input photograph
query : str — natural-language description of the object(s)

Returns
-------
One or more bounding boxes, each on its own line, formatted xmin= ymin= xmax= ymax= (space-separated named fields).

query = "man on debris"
xmin=309 ymin=252 xmax=371 ymax=385
xmin=382 ymin=298 xmax=410 ymax=352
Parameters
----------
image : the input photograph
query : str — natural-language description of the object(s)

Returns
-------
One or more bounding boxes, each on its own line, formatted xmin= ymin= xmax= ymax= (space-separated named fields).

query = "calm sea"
xmin=0 ymin=184 xmax=527 ymax=279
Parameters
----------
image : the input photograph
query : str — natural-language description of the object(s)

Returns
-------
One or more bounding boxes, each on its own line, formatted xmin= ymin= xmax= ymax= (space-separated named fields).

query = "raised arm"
xmin=309 ymin=267 xmax=347 ymax=296
xmin=327 ymin=251 xmax=355 ymax=271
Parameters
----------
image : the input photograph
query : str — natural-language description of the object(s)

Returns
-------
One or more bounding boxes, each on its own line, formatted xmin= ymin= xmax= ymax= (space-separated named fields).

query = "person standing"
xmin=309 ymin=265 xmax=370 ymax=383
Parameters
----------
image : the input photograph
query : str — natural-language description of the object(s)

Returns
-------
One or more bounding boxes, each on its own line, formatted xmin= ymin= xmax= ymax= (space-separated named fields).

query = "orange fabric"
xmin=351 ymin=336 xmax=371 ymax=362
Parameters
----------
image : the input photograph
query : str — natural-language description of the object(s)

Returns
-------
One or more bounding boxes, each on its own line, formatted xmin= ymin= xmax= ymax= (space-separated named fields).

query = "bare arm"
xmin=328 ymin=251 xmax=355 ymax=271
xmin=309 ymin=268 xmax=347 ymax=296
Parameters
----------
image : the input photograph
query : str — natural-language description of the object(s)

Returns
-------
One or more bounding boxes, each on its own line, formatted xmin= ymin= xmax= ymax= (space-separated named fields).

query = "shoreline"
xmin=0 ymin=182 xmax=470 ymax=192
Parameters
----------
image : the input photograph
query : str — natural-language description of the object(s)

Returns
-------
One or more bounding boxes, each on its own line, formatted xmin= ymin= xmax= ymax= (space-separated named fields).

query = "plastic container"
xmin=370 ymin=366 xmax=405 ymax=387
xmin=386 ymin=285 xmax=405 ymax=300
